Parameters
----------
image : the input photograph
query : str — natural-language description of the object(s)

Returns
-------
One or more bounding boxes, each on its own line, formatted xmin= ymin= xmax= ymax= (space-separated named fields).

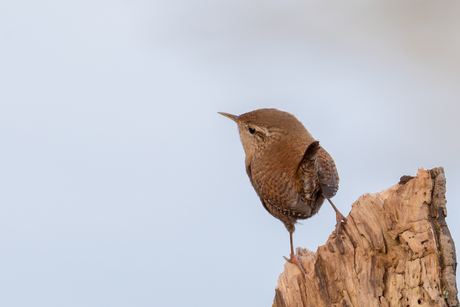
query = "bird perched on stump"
xmin=218 ymin=108 xmax=347 ymax=273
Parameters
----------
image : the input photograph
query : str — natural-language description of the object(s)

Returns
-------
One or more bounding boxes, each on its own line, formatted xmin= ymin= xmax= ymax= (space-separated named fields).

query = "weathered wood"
xmin=273 ymin=167 xmax=458 ymax=307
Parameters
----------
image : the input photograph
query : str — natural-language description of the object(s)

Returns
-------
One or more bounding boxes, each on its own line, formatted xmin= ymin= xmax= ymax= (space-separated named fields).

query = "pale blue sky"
xmin=1 ymin=1 xmax=459 ymax=306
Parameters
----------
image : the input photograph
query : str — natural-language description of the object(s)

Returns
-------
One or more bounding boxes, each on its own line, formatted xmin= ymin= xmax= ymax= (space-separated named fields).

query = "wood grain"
xmin=273 ymin=167 xmax=458 ymax=307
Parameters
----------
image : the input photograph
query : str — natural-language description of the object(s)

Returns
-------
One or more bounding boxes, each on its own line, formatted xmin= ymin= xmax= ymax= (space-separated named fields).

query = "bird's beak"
xmin=218 ymin=112 xmax=239 ymax=123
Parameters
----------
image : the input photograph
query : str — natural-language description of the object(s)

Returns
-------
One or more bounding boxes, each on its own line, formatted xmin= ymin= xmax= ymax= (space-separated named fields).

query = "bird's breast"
xmin=250 ymin=156 xmax=299 ymax=210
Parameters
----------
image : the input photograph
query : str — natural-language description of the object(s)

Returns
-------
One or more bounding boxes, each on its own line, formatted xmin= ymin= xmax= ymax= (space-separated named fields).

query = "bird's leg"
xmin=283 ymin=232 xmax=306 ymax=275
xmin=327 ymin=198 xmax=347 ymax=236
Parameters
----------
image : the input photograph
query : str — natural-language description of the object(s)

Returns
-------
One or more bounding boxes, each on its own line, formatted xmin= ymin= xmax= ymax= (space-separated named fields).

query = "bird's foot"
xmin=283 ymin=252 xmax=306 ymax=275
xmin=335 ymin=211 xmax=347 ymax=237
xmin=326 ymin=198 xmax=348 ymax=237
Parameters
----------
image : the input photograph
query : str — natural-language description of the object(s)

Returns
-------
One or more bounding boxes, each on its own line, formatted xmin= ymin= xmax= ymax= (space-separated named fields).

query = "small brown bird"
xmin=219 ymin=108 xmax=347 ymax=272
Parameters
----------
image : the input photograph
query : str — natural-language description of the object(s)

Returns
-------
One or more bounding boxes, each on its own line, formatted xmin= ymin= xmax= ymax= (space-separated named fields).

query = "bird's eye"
xmin=248 ymin=127 xmax=255 ymax=134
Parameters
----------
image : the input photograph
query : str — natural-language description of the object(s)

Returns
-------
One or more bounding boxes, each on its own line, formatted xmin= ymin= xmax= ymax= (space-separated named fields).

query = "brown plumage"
xmin=219 ymin=108 xmax=346 ymax=272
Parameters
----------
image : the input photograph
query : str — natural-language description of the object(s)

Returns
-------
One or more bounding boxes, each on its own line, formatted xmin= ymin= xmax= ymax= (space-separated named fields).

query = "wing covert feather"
xmin=296 ymin=141 xmax=339 ymax=199
xmin=316 ymin=147 xmax=339 ymax=198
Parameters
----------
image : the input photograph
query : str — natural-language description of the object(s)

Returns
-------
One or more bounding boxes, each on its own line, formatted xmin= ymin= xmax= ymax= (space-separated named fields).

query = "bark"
xmin=273 ymin=167 xmax=458 ymax=307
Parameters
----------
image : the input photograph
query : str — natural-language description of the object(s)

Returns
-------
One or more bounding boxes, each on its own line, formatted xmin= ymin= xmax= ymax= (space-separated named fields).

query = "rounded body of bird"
xmin=219 ymin=108 xmax=339 ymax=234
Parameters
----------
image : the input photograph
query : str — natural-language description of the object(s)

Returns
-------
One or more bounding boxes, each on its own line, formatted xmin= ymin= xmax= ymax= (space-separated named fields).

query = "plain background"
xmin=1 ymin=1 xmax=459 ymax=306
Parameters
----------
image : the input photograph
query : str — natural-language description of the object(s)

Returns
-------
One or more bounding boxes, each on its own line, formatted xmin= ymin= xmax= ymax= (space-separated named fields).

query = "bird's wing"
xmin=316 ymin=146 xmax=339 ymax=198
xmin=296 ymin=141 xmax=339 ymax=199
xmin=296 ymin=141 xmax=321 ymax=200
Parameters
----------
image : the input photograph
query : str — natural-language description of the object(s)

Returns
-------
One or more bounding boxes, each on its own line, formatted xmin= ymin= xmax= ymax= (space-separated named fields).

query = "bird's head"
xmin=218 ymin=108 xmax=308 ymax=161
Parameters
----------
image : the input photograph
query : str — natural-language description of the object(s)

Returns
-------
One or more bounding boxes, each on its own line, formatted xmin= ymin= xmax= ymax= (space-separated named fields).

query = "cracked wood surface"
xmin=273 ymin=167 xmax=458 ymax=307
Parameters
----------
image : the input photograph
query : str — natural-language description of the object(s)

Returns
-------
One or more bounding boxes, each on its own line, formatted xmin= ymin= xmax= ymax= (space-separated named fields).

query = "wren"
xmin=219 ymin=108 xmax=347 ymax=273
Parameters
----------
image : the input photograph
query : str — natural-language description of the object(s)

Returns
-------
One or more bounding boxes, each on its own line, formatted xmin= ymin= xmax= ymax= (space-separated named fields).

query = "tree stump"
xmin=273 ymin=167 xmax=458 ymax=307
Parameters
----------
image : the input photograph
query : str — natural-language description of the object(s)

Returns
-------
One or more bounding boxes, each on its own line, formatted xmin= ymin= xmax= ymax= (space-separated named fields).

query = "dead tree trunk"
xmin=273 ymin=167 xmax=458 ymax=307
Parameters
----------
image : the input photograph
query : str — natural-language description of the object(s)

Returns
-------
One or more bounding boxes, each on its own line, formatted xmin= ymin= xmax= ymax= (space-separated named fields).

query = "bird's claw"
xmin=335 ymin=212 xmax=347 ymax=237
xmin=284 ymin=252 xmax=306 ymax=275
